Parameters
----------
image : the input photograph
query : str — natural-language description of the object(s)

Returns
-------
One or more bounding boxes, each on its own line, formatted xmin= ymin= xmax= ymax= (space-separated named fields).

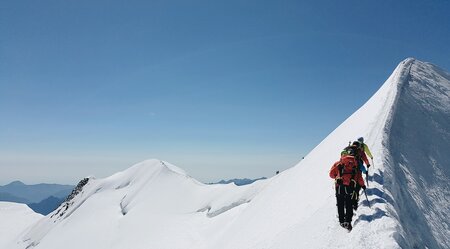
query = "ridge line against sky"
xmin=1 ymin=0 xmax=449 ymax=184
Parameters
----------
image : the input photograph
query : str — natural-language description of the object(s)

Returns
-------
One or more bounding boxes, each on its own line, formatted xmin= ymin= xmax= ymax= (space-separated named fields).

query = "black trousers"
xmin=335 ymin=185 xmax=354 ymax=223
xmin=353 ymin=184 xmax=361 ymax=207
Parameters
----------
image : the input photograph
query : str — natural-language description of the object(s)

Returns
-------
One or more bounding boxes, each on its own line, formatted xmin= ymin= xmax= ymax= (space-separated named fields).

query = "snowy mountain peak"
xmin=102 ymin=159 xmax=202 ymax=193
xmin=394 ymin=57 xmax=450 ymax=94
xmin=11 ymin=157 xmax=268 ymax=249
xmin=124 ymin=159 xmax=189 ymax=179
xmin=403 ymin=59 xmax=450 ymax=112
xmin=399 ymin=57 xmax=415 ymax=67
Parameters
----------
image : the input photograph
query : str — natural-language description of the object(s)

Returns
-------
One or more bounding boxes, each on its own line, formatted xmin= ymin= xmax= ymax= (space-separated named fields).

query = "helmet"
xmin=357 ymin=137 xmax=364 ymax=143
xmin=352 ymin=141 xmax=361 ymax=148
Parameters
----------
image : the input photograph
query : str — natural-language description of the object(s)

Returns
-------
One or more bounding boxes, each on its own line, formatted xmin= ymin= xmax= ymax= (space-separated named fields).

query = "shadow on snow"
xmin=354 ymin=207 xmax=388 ymax=226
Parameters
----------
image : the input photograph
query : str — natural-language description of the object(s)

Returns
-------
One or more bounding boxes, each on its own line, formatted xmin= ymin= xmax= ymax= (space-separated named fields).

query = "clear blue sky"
xmin=1 ymin=0 xmax=449 ymax=184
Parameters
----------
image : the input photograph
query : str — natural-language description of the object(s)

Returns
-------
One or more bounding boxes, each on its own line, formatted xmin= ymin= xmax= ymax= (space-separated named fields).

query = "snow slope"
xmin=6 ymin=160 xmax=268 ymax=249
xmin=3 ymin=58 xmax=449 ymax=249
xmin=0 ymin=202 xmax=42 ymax=249
xmin=212 ymin=58 xmax=450 ymax=249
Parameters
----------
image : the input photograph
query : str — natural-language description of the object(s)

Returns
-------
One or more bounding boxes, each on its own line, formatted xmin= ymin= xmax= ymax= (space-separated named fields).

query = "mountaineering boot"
xmin=340 ymin=222 xmax=353 ymax=232
xmin=346 ymin=223 xmax=353 ymax=232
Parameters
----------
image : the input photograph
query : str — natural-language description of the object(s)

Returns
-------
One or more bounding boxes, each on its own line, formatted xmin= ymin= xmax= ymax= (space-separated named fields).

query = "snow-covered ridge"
xmin=384 ymin=59 xmax=450 ymax=248
xmin=207 ymin=58 xmax=450 ymax=249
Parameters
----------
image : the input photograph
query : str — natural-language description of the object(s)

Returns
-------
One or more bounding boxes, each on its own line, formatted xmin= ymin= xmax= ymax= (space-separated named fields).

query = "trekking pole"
xmin=363 ymin=188 xmax=371 ymax=208
xmin=366 ymin=169 xmax=369 ymax=188
xmin=371 ymin=158 xmax=375 ymax=170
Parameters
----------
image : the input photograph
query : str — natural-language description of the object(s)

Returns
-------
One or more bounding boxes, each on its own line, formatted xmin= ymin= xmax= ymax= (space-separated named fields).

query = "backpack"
xmin=339 ymin=155 xmax=358 ymax=173
xmin=340 ymin=145 xmax=358 ymax=157
xmin=337 ymin=155 xmax=358 ymax=188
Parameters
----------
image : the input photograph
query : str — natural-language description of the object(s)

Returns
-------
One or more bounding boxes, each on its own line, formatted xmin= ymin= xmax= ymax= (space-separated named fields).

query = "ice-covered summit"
xmin=2 ymin=58 xmax=449 ymax=249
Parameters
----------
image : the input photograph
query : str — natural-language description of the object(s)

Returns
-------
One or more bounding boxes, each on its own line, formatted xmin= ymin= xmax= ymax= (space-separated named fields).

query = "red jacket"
xmin=329 ymin=156 xmax=365 ymax=187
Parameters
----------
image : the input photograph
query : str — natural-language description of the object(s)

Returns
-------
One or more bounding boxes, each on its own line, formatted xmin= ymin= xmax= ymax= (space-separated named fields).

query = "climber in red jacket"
xmin=329 ymin=150 xmax=366 ymax=231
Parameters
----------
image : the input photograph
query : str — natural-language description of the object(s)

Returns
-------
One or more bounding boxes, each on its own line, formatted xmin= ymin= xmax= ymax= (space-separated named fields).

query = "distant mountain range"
xmin=27 ymin=196 xmax=66 ymax=215
xmin=0 ymin=192 xmax=30 ymax=203
xmin=209 ymin=177 xmax=267 ymax=186
xmin=0 ymin=181 xmax=74 ymax=215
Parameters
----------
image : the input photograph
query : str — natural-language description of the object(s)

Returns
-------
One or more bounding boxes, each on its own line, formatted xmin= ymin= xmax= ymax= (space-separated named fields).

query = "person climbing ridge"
xmin=358 ymin=137 xmax=373 ymax=184
xmin=357 ymin=137 xmax=373 ymax=161
xmin=329 ymin=149 xmax=366 ymax=232
xmin=342 ymin=140 xmax=371 ymax=210
xmin=348 ymin=141 xmax=370 ymax=175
